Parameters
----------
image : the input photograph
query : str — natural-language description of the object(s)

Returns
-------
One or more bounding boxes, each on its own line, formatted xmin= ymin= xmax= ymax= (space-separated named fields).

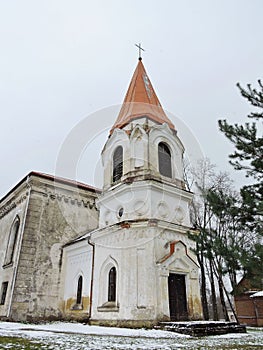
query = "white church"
xmin=0 ymin=57 xmax=203 ymax=326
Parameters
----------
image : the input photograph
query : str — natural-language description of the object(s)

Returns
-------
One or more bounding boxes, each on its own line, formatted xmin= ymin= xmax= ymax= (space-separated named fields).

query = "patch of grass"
xmin=0 ymin=336 xmax=46 ymax=349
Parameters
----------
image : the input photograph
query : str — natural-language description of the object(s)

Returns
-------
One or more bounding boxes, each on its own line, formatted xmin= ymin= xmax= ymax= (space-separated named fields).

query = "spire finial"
xmin=135 ymin=43 xmax=145 ymax=60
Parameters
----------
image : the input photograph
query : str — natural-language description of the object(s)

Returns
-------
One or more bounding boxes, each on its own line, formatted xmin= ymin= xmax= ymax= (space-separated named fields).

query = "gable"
xmin=157 ymin=240 xmax=199 ymax=277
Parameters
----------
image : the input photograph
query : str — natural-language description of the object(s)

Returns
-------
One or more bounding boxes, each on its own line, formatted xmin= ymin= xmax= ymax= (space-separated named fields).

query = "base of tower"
xmin=89 ymin=319 xmax=161 ymax=329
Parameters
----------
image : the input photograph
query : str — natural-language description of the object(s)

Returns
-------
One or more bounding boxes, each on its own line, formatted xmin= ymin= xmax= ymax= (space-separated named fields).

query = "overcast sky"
xmin=0 ymin=0 xmax=262 ymax=197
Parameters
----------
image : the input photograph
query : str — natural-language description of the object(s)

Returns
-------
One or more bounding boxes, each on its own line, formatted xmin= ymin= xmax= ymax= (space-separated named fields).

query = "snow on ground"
xmin=0 ymin=321 xmax=262 ymax=350
xmin=0 ymin=321 xmax=188 ymax=338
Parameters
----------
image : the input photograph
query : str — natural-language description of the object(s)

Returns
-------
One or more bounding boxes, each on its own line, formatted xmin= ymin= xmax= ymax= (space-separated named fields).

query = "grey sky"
xmin=0 ymin=0 xmax=262 ymax=197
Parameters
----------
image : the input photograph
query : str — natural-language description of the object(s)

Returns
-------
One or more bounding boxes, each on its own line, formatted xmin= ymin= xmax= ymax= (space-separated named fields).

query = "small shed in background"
xmin=235 ymin=291 xmax=263 ymax=326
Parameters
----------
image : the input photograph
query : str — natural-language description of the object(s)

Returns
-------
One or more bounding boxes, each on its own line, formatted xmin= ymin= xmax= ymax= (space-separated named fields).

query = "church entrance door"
xmin=168 ymin=273 xmax=188 ymax=321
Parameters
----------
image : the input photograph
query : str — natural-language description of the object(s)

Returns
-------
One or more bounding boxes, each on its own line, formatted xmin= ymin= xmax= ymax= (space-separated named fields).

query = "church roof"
xmin=110 ymin=59 xmax=175 ymax=134
xmin=30 ymin=172 xmax=101 ymax=193
xmin=0 ymin=171 xmax=100 ymax=204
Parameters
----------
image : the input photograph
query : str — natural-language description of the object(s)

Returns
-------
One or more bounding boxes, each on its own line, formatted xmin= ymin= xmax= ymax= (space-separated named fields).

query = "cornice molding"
xmin=0 ymin=192 xmax=29 ymax=219
xmin=48 ymin=191 xmax=97 ymax=210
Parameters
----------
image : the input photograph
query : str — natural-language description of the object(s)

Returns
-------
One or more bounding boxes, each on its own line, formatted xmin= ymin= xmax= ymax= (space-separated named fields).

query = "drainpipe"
xmin=88 ymin=235 xmax=95 ymax=322
xmin=7 ymin=177 xmax=31 ymax=318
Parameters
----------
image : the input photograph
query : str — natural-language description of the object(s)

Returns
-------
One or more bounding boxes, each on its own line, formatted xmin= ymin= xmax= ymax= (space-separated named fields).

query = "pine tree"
xmin=218 ymin=80 xmax=263 ymax=181
xmin=218 ymin=80 xmax=263 ymax=232
xmin=218 ymin=80 xmax=263 ymax=291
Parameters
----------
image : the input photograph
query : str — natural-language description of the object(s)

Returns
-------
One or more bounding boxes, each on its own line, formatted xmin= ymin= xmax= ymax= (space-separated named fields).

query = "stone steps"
xmin=157 ymin=321 xmax=247 ymax=337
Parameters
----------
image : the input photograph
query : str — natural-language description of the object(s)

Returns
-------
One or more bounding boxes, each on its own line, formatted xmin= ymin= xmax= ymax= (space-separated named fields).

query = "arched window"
xmin=158 ymin=142 xmax=172 ymax=178
xmin=113 ymin=146 xmax=123 ymax=183
xmin=108 ymin=267 xmax=116 ymax=302
xmin=76 ymin=276 xmax=83 ymax=304
xmin=4 ymin=217 xmax=20 ymax=266
xmin=0 ymin=282 xmax=8 ymax=305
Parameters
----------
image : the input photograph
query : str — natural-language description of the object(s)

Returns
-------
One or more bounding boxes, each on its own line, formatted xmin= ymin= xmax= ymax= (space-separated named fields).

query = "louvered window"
xmin=158 ymin=142 xmax=172 ymax=178
xmin=113 ymin=146 xmax=123 ymax=182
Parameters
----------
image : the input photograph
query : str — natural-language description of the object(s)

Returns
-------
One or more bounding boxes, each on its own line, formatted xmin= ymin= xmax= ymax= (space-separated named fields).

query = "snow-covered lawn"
xmin=0 ymin=321 xmax=188 ymax=338
xmin=0 ymin=321 xmax=262 ymax=349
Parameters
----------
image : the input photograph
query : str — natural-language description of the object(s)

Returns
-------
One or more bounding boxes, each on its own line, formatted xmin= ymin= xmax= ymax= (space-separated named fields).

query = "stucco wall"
xmin=62 ymin=240 xmax=93 ymax=320
xmin=1 ymin=174 xmax=99 ymax=322
xmin=0 ymin=183 xmax=29 ymax=319
xmin=90 ymin=221 xmax=202 ymax=325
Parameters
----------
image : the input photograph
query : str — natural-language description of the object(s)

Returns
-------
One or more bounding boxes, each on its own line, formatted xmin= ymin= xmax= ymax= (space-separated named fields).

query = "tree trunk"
xmin=213 ymin=260 xmax=239 ymax=323
xmin=198 ymin=253 xmax=209 ymax=320
xmin=218 ymin=276 xmax=230 ymax=321
xmin=221 ymin=273 xmax=240 ymax=324
xmin=229 ymin=270 xmax=238 ymax=295
xmin=209 ymin=259 xmax=219 ymax=321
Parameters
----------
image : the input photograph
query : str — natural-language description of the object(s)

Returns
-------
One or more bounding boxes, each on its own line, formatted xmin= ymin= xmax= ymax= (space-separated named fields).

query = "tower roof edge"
xmin=110 ymin=60 xmax=175 ymax=134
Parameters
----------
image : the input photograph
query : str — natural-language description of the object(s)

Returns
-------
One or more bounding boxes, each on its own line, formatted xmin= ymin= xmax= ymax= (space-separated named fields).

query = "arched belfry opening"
xmin=113 ymin=146 xmax=123 ymax=183
xmin=158 ymin=142 xmax=172 ymax=178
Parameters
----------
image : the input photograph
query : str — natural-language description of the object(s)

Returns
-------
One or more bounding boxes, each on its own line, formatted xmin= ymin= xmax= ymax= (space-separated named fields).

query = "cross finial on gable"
xmin=135 ymin=43 xmax=145 ymax=60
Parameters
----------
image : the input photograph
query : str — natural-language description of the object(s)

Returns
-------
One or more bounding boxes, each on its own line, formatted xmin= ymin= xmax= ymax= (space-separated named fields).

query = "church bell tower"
xmin=90 ymin=57 xmax=203 ymax=325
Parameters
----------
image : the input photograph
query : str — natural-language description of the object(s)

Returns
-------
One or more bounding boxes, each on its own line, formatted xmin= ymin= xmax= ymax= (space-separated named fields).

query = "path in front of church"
xmin=0 ymin=322 xmax=262 ymax=349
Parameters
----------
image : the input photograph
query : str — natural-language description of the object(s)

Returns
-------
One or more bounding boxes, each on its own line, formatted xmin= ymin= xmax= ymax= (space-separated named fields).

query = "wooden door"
xmin=168 ymin=273 xmax=188 ymax=321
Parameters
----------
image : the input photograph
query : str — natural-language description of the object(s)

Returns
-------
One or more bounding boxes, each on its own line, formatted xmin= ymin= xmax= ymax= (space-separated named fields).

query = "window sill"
xmin=97 ymin=301 xmax=119 ymax=312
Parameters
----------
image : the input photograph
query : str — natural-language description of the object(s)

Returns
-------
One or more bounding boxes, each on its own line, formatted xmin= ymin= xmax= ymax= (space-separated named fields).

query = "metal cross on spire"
xmin=135 ymin=43 xmax=145 ymax=60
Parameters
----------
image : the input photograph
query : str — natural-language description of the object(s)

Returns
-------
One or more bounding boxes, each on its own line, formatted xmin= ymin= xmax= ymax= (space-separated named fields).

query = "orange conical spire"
xmin=110 ymin=59 xmax=175 ymax=134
